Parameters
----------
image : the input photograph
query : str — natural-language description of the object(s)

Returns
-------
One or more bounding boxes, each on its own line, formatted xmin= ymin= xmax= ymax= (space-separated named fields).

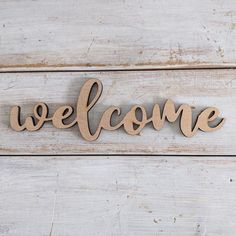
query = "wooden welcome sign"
xmin=9 ymin=79 xmax=225 ymax=141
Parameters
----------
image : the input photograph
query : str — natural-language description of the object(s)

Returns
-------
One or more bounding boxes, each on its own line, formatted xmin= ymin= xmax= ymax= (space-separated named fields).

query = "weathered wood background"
xmin=0 ymin=70 xmax=235 ymax=155
xmin=1 ymin=0 xmax=236 ymax=71
xmin=0 ymin=0 xmax=236 ymax=235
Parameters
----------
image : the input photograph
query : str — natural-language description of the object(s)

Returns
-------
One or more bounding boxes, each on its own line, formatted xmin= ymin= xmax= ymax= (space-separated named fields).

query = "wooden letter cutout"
xmin=10 ymin=79 xmax=225 ymax=141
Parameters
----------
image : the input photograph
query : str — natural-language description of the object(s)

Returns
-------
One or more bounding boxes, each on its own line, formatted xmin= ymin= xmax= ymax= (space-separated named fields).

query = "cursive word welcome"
xmin=10 ymin=79 xmax=225 ymax=141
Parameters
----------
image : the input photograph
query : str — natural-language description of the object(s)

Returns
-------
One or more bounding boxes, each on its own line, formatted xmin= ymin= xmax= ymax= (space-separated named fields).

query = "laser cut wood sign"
xmin=10 ymin=79 xmax=225 ymax=141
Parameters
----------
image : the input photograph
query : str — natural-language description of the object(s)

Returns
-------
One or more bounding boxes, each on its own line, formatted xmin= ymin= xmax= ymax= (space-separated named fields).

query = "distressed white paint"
xmin=0 ymin=70 xmax=235 ymax=155
xmin=1 ymin=1 xmax=236 ymax=235
xmin=0 ymin=0 xmax=236 ymax=71
xmin=1 ymin=155 xmax=236 ymax=236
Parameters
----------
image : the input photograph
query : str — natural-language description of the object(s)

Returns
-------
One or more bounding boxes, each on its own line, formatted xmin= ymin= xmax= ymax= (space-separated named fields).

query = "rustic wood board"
xmin=1 ymin=0 xmax=236 ymax=71
xmin=0 ymin=69 xmax=235 ymax=155
xmin=1 ymin=155 xmax=236 ymax=236
xmin=1 ymin=1 xmax=236 ymax=235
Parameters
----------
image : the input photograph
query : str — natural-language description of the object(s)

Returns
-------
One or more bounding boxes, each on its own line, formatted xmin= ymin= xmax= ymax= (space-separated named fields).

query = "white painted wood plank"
xmin=0 ymin=70 xmax=235 ymax=155
xmin=1 ymin=155 xmax=236 ymax=236
xmin=0 ymin=0 xmax=236 ymax=71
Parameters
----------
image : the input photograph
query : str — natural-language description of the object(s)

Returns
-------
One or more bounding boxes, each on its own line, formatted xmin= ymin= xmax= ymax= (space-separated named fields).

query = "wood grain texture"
xmin=0 ymin=69 xmax=235 ymax=155
xmin=1 ymin=155 xmax=236 ymax=236
xmin=0 ymin=0 xmax=236 ymax=71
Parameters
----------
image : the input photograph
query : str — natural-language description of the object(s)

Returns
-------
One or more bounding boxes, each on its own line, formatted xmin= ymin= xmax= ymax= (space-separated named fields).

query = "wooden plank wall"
xmin=1 ymin=156 xmax=236 ymax=236
xmin=0 ymin=1 xmax=236 ymax=235
xmin=0 ymin=70 xmax=235 ymax=155
xmin=1 ymin=0 xmax=236 ymax=71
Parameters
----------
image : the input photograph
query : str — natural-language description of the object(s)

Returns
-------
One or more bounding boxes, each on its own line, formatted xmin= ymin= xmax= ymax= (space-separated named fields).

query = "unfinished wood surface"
xmin=0 ymin=0 xmax=236 ymax=71
xmin=0 ymin=69 xmax=235 ymax=155
xmin=9 ymin=78 xmax=225 ymax=140
xmin=1 ymin=155 xmax=236 ymax=236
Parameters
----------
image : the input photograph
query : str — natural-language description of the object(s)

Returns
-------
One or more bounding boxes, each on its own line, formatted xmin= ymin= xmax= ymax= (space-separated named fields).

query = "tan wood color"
xmin=10 ymin=79 xmax=225 ymax=140
xmin=1 ymin=1 xmax=236 ymax=235
xmin=0 ymin=69 xmax=235 ymax=154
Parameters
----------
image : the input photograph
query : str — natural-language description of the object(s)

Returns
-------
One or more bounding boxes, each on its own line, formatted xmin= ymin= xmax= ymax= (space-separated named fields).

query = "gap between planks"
xmin=0 ymin=154 xmax=236 ymax=157
xmin=1 ymin=65 xmax=236 ymax=74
